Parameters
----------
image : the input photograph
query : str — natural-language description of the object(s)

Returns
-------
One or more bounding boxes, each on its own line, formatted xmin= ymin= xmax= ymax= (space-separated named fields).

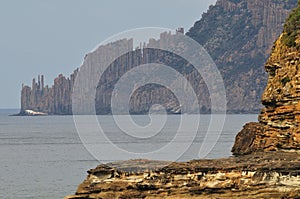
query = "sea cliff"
xmin=187 ymin=0 xmax=297 ymax=113
xmin=20 ymin=72 xmax=77 ymax=115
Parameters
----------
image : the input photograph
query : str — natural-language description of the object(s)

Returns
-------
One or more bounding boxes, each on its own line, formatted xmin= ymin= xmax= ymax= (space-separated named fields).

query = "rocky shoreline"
xmin=64 ymin=152 xmax=300 ymax=199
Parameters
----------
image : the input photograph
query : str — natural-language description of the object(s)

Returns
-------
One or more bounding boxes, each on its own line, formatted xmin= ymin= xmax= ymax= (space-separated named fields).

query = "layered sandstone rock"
xmin=232 ymin=3 xmax=300 ymax=155
xmin=65 ymin=152 xmax=300 ymax=199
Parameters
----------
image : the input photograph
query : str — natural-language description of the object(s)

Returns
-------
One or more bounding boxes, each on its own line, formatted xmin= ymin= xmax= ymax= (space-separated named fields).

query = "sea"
xmin=0 ymin=109 xmax=258 ymax=199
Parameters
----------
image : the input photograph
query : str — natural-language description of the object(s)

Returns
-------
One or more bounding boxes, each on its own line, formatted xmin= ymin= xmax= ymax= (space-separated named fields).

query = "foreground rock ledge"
xmin=65 ymin=152 xmax=300 ymax=199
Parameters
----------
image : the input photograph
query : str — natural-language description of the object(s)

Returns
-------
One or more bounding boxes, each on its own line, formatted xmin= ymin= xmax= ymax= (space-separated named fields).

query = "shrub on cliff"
xmin=282 ymin=1 xmax=300 ymax=48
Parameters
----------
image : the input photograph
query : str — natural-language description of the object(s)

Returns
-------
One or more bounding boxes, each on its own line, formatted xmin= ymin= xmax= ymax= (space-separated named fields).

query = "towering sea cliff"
xmin=19 ymin=0 xmax=297 ymax=115
xmin=187 ymin=0 xmax=297 ymax=112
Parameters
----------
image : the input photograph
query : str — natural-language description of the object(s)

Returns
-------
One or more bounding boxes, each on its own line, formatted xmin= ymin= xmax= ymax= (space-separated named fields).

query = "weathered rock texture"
xmin=65 ymin=152 xmax=300 ymax=199
xmin=19 ymin=0 xmax=297 ymax=115
xmin=232 ymin=2 xmax=300 ymax=155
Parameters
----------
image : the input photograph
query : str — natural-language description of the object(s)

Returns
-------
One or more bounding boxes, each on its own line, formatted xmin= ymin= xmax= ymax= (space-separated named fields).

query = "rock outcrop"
xmin=232 ymin=2 xmax=300 ymax=155
xmin=65 ymin=152 xmax=300 ymax=199
xmin=19 ymin=0 xmax=297 ymax=115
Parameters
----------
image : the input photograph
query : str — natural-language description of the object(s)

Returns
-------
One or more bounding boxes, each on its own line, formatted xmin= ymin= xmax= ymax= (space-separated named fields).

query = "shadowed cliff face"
xmin=187 ymin=0 xmax=297 ymax=113
xmin=232 ymin=2 xmax=300 ymax=155
xmin=20 ymin=0 xmax=297 ymax=115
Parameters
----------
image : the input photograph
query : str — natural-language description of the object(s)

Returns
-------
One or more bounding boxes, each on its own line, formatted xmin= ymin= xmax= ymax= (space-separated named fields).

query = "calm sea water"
xmin=0 ymin=109 xmax=257 ymax=199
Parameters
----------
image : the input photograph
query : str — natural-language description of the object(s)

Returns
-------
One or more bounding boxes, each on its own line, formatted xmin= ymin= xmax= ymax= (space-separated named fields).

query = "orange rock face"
xmin=232 ymin=32 xmax=300 ymax=155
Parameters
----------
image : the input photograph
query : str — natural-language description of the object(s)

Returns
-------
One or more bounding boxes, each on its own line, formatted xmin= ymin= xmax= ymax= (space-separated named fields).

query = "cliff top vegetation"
xmin=282 ymin=0 xmax=300 ymax=48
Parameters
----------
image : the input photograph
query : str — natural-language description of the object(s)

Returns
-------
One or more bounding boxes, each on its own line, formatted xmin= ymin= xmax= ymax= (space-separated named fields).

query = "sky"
xmin=0 ymin=0 xmax=217 ymax=109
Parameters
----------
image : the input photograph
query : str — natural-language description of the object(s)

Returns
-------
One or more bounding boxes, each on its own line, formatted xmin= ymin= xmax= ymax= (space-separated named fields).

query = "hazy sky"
xmin=0 ymin=0 xmax=217 ymax=108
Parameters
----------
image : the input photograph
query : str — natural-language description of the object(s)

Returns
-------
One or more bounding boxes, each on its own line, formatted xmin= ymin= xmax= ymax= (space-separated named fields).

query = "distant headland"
xmin=18 ymin=0 xmax=297 ymax=116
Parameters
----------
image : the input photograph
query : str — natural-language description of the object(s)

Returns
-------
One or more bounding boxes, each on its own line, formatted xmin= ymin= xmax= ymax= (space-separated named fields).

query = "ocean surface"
xmin=0 ymin=109 xmax=258 ymax=199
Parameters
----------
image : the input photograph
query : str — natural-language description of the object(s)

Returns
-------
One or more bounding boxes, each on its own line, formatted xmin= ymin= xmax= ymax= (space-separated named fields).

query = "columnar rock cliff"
xmin=20 ymin=71 xmax=77 ymax=115
xmin=19 ymin=0 xmax=297 ymax=115
xmin=232 ymin=2 xmax=300 ymax=155
xmin=187 ymin=0 xmax=297 ymax=113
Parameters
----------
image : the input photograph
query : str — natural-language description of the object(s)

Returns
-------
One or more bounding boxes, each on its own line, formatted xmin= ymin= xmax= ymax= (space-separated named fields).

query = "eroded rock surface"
xmin=65 ymin=152 xmax=300 ymax=199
